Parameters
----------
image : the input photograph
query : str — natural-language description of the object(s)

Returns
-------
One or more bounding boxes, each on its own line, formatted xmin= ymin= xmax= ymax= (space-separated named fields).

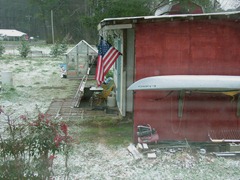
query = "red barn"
xmin=98 ymin=11 xmax=240 ymax=142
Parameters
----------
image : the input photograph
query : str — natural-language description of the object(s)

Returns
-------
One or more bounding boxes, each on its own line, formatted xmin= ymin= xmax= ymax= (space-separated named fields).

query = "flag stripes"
xmin=95 ymin=37 xmax=121 ymax=86
xmin=103 ymin=47 xmax=121 ymax=75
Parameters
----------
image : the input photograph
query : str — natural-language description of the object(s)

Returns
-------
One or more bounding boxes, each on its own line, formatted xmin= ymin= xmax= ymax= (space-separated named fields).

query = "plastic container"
xmin=1 ymin=71 xmax=13 ymax=86
xmin=107 ymin=96 xmax=116 ymax=107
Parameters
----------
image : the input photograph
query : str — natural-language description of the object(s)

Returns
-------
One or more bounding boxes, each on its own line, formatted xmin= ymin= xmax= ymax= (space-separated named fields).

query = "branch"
xmin=69 ymin=8 xmax=81 ymax=17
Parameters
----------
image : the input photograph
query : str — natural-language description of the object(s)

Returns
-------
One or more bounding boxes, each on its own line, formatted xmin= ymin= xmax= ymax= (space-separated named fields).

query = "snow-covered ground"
xmin=52 ymin=143 xmax=240 ymax=180
xmin=1 ymin=45 xmax=240 ymax=179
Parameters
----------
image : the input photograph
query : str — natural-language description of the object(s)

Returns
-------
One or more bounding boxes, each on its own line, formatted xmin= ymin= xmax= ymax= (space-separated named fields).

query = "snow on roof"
xmin=0 ymin=29 xmax=27 ymax=37
xmin=102 ymin=11 xmax=240 ymax=22
xmin=98 ymin=11 xmax=240 ymax=30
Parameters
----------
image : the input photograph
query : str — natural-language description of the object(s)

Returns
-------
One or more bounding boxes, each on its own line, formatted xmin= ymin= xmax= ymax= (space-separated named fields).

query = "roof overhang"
xmin=98 ymin=24 xmax=133 ymax=31
xmin=98 ymin=11 xmax=240 ymax=31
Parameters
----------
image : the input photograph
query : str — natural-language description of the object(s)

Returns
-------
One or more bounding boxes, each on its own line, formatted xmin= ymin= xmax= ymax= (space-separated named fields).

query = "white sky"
xmin=218 ymin=0 xmax=240 ymax=10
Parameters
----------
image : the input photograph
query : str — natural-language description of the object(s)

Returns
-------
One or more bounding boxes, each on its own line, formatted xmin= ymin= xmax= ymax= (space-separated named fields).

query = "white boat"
xmin=127 ymin=75 xmax=240 ymax=92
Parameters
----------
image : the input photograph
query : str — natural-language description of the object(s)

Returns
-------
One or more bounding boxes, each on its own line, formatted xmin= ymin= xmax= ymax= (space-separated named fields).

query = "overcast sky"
xmin=218 ymin=0 xmax=240 ymax=10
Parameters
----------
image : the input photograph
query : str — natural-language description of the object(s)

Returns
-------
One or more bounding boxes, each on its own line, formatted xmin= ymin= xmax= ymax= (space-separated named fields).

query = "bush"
xmin=106 ymin=70 xmax=113 ymax=78
xmin=0 ymin=108 xmax=73 ymax=179
xmin=50 ymin=41 xmax=68 ymax=57
xmin=18 ymin=41 xmax=31 ymax=58
xmin=0 ymin=42 xmax=5 ymax=56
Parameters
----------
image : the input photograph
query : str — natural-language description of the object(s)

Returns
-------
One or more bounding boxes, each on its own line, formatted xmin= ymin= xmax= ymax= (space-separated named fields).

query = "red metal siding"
xmin=134 ymin=20 xmax=240 ymax=142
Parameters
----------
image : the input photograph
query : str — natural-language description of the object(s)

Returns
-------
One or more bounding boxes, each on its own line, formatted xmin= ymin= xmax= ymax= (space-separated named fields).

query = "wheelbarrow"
xmin=137 ymin=124 xmax=159 ymax=144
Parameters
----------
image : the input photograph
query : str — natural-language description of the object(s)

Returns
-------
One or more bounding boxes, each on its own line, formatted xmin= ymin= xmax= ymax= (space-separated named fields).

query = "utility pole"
xmin=51 ymin=10 xmax=55 ymax=44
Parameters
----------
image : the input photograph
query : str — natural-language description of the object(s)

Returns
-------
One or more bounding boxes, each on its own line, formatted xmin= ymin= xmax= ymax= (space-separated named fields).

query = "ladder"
xmin=72 ymin=67 xmax=91 ymax=108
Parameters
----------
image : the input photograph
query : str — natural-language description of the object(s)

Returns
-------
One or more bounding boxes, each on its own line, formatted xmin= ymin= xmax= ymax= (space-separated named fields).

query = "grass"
xmin=13 ymin=67 xmax=23 ymax=73
xmin=33 ymin=62 xmax=44 ymax=67
xmin=70 ymin=118 xmax=133 ymax=146
xmin=103 ymin=123 xmax=133 ymax=146
xmin=1 ymin=43 xmax=133 ymax=147
xmin=0 ymin=56 xmax=16 ymax=63
xmin=0 ymin=87 xmax=19 ymax=100
xmin=1 ymin=40 xmax=47 ymax=46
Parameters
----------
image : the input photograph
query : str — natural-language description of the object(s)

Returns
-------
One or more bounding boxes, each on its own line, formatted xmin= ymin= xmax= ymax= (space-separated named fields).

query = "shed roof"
xmin=0 ymin=29 xmax=26 ymax=37
xmin=65 ymin=40 xmax=98 ymax=56
xmin=98 ymin=11 xmax=240 ymax=30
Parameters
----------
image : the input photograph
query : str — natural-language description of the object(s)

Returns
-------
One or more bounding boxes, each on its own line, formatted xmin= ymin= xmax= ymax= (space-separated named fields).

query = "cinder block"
xmin=147 ymin=152 xmax=157 ymax=159
xmin=228 ymin=143 xmax=240 ymax=152
xmin=142 ymin=143 xmax=149 ymax=150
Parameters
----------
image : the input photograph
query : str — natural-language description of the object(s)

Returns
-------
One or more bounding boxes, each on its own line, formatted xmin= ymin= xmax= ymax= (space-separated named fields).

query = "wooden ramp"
xmin=72 ymin=67 xmax=91 ymax=108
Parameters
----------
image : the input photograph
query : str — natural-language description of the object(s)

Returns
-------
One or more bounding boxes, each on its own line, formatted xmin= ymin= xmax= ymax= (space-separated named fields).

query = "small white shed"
xmin=0 ymin=29 xmax=28 ymax=41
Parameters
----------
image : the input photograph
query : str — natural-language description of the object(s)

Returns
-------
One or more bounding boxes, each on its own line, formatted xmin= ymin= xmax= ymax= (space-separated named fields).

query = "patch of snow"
xmin=52 ymin=144 xmax=240 ymax=179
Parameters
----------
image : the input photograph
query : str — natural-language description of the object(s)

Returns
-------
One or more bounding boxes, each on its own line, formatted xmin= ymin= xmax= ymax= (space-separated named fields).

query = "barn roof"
xmin=0 ymin=29 xmax=26 ymax=37
xmin=98 ymin=11 xmax=240 ymax=30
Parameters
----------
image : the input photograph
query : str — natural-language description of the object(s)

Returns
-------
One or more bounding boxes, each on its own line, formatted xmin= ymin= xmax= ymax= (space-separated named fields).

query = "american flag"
xmin=95 ymin=37 xmax=122 ymax=86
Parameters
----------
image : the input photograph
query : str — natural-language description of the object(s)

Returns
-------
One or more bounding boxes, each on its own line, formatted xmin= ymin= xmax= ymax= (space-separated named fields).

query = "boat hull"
xmin=127 ymin=75 xmax=240 ymax=92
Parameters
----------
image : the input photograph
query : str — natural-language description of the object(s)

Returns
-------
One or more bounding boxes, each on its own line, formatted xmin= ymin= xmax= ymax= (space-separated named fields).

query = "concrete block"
xmin=228 ymin=143 xmax=240 ymax=152
xmin=147 ymin=152 xmax=157 ymax=159
xmin=142 ymin=143 xmax=149 ymax=150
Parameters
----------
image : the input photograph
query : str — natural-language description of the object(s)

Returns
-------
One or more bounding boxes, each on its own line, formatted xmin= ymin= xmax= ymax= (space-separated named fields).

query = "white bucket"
xmin=1 ymin=71 xmax=13 ymax=86
xmin=107 ymin=96 xmax=116 ymax=107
